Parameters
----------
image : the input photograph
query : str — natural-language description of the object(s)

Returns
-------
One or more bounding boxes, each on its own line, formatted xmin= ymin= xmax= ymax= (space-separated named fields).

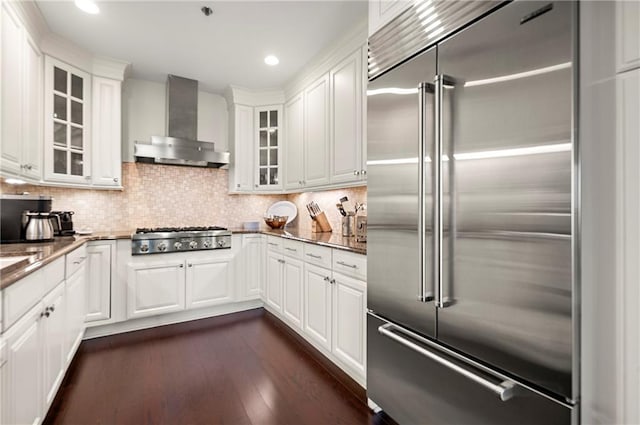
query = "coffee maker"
xmin=1 ymin=195 xmax=53 ymax=243
xmin=50 ymin=211 xmax=76 ymax=236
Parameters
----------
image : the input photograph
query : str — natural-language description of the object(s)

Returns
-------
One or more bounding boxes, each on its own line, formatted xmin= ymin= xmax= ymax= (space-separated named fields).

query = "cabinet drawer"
xmin=43 ymin=257 xmax=65 ymax=295
xmin=283 ymin=239 xmax=303 ymax=259
xmin=266 ymin=236 xmax=284 ymax=253
xmin=3 ymin=268 xmax=44 ymax=330
xmin=303 ymin=243 xmax=332 ymax=269
xmin=66 ymin=245 xmax=87 ymax=278
xmin=333 ymin=249 xmax=366 ymax=281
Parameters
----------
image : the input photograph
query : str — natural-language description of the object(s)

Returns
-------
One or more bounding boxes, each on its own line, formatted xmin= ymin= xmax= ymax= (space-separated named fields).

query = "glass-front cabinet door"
xmin=44 ymin=56 xmax=91 ymax=183
xmin=255 ymin=105 xmax=283 ymax=190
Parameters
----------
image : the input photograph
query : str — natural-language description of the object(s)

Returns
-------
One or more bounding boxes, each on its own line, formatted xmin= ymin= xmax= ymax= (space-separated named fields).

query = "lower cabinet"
xmin=65 ymin=261 xmax=87 ymax=364
xmin=265 ymin=251 xmax=284 ymax=311
xmin=86 ymin=242 xmax=113 ymax=323
xmin=2 ymin=304 xmax=43 ymax=425
xmin=332 ymin=272 xmax=366 ymax=378
xmin=42 ymin=282 xmax=66 ymax=408
xmin=303 ymin=263 xmax=333 ymax=351
xmin=282 ymin=257 xmax=304 ymax=330
xmin=185 ymin=257 xmax=233 ymax=309
xmin=2 ymin=246 xmax=87 ymax=425
xmin=127 ymin=259 xmax=186 ymax=319
xmin=240 ymin=235 xmax=264 ymax=300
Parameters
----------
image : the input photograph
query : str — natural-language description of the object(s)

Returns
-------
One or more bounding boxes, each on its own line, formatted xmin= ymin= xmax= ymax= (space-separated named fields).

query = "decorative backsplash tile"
xmin=0 ymin=163 xmax=368 ymax=233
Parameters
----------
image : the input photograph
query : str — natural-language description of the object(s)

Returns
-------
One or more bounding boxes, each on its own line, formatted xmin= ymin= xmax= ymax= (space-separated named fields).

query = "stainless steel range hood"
xmin=134 ymin=75 xmax=229 ymax=168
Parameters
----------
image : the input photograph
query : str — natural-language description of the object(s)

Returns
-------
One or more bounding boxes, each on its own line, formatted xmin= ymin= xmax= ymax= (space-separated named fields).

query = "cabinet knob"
xmin=113 ymin=177 xmax=119 ymax=183
xmin=255 ymin=184 xmax=259 ymax=188
xmin=48 ymin=305 xmax=55 ymax=313
xmin=179 ymin=264 xmax=184 ymax=268
xmin=330 ymin=278 xmax=336 ymax=285
xmin=237 ymin=184 xmax=240 ymax=188
xmin=188 ymin=263 xmax=193 ymax=267
xmin=354 ymin=170 xmax=360 ymax=176
xmin=85 ymin=176 xmax=91 ymax=180
xmin=324 ymin=276 xmax=330 ymax=282
xmin=361 ymin=169 xmax=367 ymax=175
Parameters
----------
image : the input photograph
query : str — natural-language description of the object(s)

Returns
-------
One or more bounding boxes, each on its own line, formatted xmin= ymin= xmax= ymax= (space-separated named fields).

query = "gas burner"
xmin=131 ymin=226 xmax=232 ymax=255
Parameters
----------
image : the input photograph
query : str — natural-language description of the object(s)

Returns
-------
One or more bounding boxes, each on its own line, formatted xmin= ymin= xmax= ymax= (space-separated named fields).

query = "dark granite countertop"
xmin=1 ymin=228 xmax=365 ymax=290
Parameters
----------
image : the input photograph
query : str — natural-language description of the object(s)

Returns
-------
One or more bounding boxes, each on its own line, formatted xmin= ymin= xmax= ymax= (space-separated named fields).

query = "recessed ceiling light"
xmin=75 ymin=0 xmax=100 ymax=15
xmin=264 ymin=55 xmax=279 ymax=66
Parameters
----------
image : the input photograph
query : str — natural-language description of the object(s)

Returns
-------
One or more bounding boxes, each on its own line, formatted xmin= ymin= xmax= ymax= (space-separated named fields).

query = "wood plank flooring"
xmin=44 ymin=308 xmax=395 ymax=425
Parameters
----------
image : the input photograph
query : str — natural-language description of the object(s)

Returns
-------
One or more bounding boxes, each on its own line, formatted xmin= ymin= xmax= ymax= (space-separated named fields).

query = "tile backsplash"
xmin=0 ymin=163 xmax=367 ymax=233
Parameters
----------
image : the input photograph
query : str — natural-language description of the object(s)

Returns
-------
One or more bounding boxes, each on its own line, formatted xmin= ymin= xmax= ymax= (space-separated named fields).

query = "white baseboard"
xmin=83 ymin=299 xmax=263 ymax=339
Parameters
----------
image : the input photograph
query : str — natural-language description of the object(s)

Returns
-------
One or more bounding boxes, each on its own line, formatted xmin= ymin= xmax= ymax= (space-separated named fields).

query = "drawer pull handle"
xmin=278 ymin=259 xmax=285 ymax=264
xmin=337 ymin=260 xmax=357 ymax=269
xmin=268 ymin=242 xmax=279 ymax=247
xmin=285 ymin=247 xmax=297 ymax=252
xmin=306 ymin=253 xmax=322 ymax=259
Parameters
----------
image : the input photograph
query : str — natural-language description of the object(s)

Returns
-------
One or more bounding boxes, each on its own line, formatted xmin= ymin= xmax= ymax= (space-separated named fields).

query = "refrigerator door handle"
xmin=434 ymin=74 xmax=456 ymax=309
xmin=419 ymin=82 xmax=435 ymax=303
xmin=378 ymin=323 xmax=518 ymax=402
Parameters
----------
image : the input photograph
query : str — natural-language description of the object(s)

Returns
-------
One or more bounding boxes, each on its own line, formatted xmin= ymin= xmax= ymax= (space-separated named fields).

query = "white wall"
xmin=121 ymin=78 xmax=228 ymax=162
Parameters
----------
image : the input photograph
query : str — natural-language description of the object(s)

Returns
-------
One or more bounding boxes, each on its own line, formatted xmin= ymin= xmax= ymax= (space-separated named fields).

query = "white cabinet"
xmin=228 ymin=104 xmax=255 ymax=192
xmin=91 ymin=77 xmax=122 ymax=187
xmin=368 ymin=0 xmax=413 ymax=37
xmin=86 ymin=242 xmax=113 ymax=323
xmin=330 ymin=48 xmax=365 ymax=184
xmin=42 ymin=282 xmax=66 ymax=408
xmin=617 ymin=1 xmax=640 ymax=73
xmin=283 ymin=256 xmax=304 ymax=330
xmin=127 ymin=259 xmax=185 ymax=319
xmin=255 ymin=105 xmax=283 ymax=190
xmin=185 ymin=257 xmax=234 ymax=309
xmin=44 ymin=55 xmax=92 ymax=184
xmin=332 ymin=272 xmax=366 ymax=378
xmin=65 ymin=260 xmax=86 ymax=364
xmin=240 ymin=234 xmax=264 ymax=300
xmin=284 ymin=93 xmax=305 ymax=190
xmin=303 ymin=262 xmax=333 ymax=351
xmin=304 ymin=74 xmax=331 ymax=187
xmin=1 ymin=2 xmax=42 ymax=181
xmin=265 ymin=251 xmax=284 ymax=311
xmin=2 ymin=303 xmax=43 ymax=425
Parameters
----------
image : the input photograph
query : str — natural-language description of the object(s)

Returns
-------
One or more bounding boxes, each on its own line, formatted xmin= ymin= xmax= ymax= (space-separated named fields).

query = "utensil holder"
xmin=342 ymin=216 xmax=355 ymax=237
xmin=311 ymin=212 xmax=332 ymax=233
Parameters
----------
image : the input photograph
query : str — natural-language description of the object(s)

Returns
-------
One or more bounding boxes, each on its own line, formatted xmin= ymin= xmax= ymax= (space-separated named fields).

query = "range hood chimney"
xmin=134 ymin=75 xmax=229 ymax=168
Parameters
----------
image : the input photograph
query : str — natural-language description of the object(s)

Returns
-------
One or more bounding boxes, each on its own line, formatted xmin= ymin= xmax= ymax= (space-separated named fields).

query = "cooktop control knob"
xmin=202 ymin=240 xmax=211 ymax=248
xmin=158 ymin=243 xmax=167 ymax=252
xmin=217 ymin=239 xmax=226 ymax=248
xmin=189 ymin=241 xmax=198 ymax=249
xmin=140 ymin=244 xmax=149 ymax=253
xmin=174 ymin=241 xmax=183 ymax=250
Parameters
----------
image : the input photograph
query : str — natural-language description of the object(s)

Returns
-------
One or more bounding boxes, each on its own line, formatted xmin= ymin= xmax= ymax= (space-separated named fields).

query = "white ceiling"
xmin=36 ymin=1 xmax=367 ymax=93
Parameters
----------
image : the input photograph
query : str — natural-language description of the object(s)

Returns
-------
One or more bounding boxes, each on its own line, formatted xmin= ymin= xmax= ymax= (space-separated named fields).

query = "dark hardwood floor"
xmin=44 ymin=308 xmax=395 ymax=425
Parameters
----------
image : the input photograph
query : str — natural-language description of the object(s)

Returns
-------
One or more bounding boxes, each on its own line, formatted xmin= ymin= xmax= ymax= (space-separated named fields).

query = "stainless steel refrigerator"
xmin=366 ymin=1 xmax=578 ymax=423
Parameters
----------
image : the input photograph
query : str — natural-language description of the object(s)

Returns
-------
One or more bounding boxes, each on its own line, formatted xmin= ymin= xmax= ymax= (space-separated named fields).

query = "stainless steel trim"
xmin=571 ymin=0 xmax=580 ymax=407
xmin=434 ymin=75 xmax=444 ymax=309
xmin=456 ymin=230 xmax=571 ymax=242
xmin=378 ymin=323 xmax=518 ymax=401
xmin=336 ymin=261 xmax=357 ymax=269
xmin=369 ymin=312 xmax=576 ymax=409
xmin=368 ymin=1 xmax=503 ymax=80
xmin=134 ymin=136 xmax=229 ymax=168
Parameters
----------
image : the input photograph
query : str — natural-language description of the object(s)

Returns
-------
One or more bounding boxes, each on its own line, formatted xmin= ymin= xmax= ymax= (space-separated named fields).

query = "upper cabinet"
xmin=304 ymin=74 xmax=330 ymax=187
xmin=330 ymin=48 xmax=366 ymax=184
xmin=284 ymin=45 xmax=367 ymax=192
xmin=616 ymin=1 xmax=640 ymax=73
xmin=44 ymin=56 xmax=91 ymax=184
xmin=368 ymin=0 xmax=412 ymax=37
xmin=44 ymin=57 xmax=123 ymax=187
xmin=0 ymin=1 xmax=127 ymax=189
xmin=255 ymin=105 xmax=283 ymax=191
xmin=1 ymin=2 xmax=43 ymax=181
xmin=225 ymin=87 xmax=284 ymax=194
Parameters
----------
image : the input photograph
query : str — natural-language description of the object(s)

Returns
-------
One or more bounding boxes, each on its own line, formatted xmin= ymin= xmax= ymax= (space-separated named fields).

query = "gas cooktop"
xmin=131 ymin=226 xmax=231 ymax=255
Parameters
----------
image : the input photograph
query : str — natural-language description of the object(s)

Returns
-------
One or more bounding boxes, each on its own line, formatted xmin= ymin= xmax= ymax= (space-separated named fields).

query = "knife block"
xmin=311 ymin=212 xmax=332 ymax=233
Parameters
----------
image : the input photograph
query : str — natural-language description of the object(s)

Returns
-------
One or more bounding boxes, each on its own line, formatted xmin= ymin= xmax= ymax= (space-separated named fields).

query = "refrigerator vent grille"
xmin=368 ymin=0 xmax=503 ymax=80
